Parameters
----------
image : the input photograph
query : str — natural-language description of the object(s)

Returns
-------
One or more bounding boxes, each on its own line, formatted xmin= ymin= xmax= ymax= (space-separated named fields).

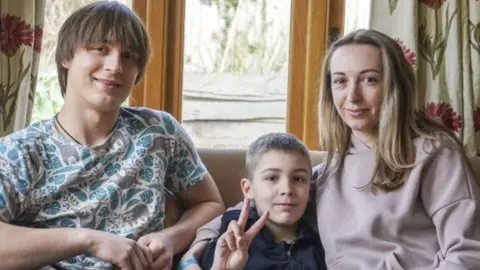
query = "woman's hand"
xmin=211 ymin=199 xmax=269 ymax=270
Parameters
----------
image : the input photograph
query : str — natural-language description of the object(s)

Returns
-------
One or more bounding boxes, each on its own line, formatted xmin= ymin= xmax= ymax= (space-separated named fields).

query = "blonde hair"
xmin=318 ymin=29 xmax=464 ymax=192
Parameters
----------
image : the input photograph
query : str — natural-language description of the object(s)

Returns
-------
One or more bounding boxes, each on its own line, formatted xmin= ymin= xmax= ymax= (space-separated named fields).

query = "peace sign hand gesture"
xmin=211 ymin=198 xmax=269 ymax=270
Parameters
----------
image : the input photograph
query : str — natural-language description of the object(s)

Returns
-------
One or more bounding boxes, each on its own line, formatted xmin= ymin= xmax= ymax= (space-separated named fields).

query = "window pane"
xmin=182 ymin=0 xmax=291 ymax=148
xmin=344 ymin=0 xmax=371 ymax=34
xmin=32 ymin=0 xmax=131 ymax=123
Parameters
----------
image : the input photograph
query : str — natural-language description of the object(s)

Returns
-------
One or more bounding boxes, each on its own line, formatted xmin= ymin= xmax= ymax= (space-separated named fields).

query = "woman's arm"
xmin=420 ymin=141 xmax=480 ymax=270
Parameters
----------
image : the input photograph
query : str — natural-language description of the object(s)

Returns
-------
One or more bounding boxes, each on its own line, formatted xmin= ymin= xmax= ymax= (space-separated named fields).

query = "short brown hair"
xmin=245 ymin=132 xmax=312 ymax=179
xmin=55 ymin=1 xmax=150 ymax=96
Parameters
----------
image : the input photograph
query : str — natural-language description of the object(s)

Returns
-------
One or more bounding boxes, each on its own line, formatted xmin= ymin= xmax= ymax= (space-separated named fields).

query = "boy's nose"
xmin=279 ymin=181 xmax=294 ymax=196
xmin=280 ymin=190 xmax=294 ymax=196
xmin=104 ymin=51 xmax=123 ymax=74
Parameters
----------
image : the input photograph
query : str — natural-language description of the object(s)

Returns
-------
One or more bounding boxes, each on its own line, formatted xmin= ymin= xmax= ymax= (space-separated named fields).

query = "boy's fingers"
xmin=224 ymin=229 xmax=237 ymax=251
xmin=236 ymin=235 xmax=247 ymax=250
xmin=228 ymin=220 xmax=248 ymax=249
xmin=246 ymin=210 xmax=269 ymax=240
xmin=237 ymin=198 xmax=250 ymax=230
xmin=229 ymin=220 xmax=243 ymax=238
xmin=133 ymin=244 xmax=150 ymax=268
xmin=137 ymin=242 xmax=153 ymax=266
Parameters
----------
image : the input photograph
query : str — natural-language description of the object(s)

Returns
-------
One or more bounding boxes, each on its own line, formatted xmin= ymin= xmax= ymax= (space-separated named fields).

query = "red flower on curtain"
xmin=33 ymin=25 xmax=43 ymax=53
xmin=425 ymin=102 xmax=463 ymax=132
xmin=395 ymin=38 xmax=416 ymax=66
xmin=420 ymin=0 xmax=446 ymax=9
xmin=0 ymin=13 xmax=33 ymax=56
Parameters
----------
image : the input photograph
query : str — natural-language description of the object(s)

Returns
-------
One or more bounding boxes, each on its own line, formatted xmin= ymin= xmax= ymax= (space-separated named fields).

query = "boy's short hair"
xmin=55 ymin=1 xmax=150 ymax=96
xmin=245 ymin=132 xmax=312 ymax=179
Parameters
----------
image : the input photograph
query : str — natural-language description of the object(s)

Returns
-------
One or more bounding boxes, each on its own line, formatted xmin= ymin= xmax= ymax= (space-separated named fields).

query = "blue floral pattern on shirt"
xmin=0 ymin=107 xmax=207 ymax=269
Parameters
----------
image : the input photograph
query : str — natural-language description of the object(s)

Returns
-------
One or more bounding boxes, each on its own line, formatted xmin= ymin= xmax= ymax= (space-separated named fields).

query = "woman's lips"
xmin=344 ymin=108 xmax=368 ymax=117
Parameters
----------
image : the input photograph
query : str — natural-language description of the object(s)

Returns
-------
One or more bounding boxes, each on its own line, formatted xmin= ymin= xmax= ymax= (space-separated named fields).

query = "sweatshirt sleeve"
xmin=420 ymin=141 xmax=480 ymax=269
xmin=191 ymin=201 xmax=244 ymax=247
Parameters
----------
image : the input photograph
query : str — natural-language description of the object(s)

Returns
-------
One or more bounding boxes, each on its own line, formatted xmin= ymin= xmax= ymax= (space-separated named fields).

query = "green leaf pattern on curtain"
xmin=418 ymin=5 xmax=457 ymax=80
xmin=389 ymin=0 xmax=399 ymax=15
xmin=470 ymin=20 xmax=480 ymax=55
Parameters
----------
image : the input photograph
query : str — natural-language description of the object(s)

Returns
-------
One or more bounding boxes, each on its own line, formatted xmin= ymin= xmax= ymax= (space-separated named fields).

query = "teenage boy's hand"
xmin=211 ymin=198 xmax=269 ymax=270
xmin=138 ymin=231 xmax=175 ymax=270
xmin=83 ymin=229 xmax=153 ymax=270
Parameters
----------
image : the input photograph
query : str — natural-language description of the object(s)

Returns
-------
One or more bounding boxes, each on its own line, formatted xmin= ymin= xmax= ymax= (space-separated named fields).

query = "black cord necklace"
xmin=54 ymin=114 xmax=117 ymax=145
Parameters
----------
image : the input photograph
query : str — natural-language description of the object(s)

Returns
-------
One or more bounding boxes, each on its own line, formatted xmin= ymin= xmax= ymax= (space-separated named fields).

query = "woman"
xmin=180 ymin=29 xmax=480 ymax=270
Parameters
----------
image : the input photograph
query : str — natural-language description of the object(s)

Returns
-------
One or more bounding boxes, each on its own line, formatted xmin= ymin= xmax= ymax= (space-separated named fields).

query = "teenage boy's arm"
xmin=137 ymin=113 xmax=224 ymax=257
xmin=0 ymin=142 xmax=152 ymax=269
xmin=172 ymin=173 xmax=225 ymax=253
xmin=139 ymin=173 xmax=224 ymax=256
xmin=0 ymin=223 xmax=85 ymax=269
xmin=0 ymin=222 xmax=152 ymax=269
xmin=0 ymin=141 xmax=92 ymax=269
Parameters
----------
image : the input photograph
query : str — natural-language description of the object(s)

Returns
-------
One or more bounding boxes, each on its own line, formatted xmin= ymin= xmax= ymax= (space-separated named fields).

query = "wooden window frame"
xmin=130 ymin=0 xmax=185 ymax=120
xmin=287 ymin=0 xmax=344 ymax=149
xmin=132 ymin=0 xmax=344 ymax=150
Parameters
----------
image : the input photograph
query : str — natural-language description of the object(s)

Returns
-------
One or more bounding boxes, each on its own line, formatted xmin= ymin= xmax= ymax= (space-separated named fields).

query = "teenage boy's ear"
xmin=62 ymin=59 xmax=72 ymax=69
xmin=240 ymin=178 xmax=255 ymax=200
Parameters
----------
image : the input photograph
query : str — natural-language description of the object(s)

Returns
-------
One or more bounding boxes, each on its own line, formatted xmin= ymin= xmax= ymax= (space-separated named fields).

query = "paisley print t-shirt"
xmin=0 ymin=107 xmax=207 ymax=269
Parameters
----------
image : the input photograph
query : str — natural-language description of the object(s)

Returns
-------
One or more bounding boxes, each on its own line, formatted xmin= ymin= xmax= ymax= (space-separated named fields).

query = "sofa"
xmin=165 ymin=148 xmax=480 ymax=228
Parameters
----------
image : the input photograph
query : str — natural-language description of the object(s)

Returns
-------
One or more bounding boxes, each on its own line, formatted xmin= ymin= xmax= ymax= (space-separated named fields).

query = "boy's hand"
xmin=83 ymin=229 xmax=153 ymax=270
xmin=211 ymin=198 xmax=269 ymax=270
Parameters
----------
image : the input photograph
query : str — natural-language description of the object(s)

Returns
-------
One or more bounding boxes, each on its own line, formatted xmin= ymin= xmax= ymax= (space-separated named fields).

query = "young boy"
xmin=199 ymin=132 xmax=326 ymax=270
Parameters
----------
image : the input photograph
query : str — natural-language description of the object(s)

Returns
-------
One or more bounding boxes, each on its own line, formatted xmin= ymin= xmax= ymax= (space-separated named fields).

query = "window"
xmin=33 ymin=0 xmax=131 ymax=123
xmin=131 ymin=0 xmax=334 ymax=150
xmin=344 ymin=0 xmax=371 ymax=34
xmin=181 ymin=0 xmax=291 ymax=148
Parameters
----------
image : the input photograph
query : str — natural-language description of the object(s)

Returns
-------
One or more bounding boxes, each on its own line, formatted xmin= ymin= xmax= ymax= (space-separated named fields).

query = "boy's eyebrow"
xmin=85 ymin=41 xmax=136 ymax=54
xmin=292 ymin=168 xmax=310 ymax=174
xmin=260 ymin=168 xmax=280 ymax=173
xmin=260 ymin=168 xmax=310 ymax=174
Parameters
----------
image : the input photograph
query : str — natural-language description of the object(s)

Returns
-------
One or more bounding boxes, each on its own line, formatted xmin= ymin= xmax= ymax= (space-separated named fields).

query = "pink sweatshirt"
xmin=317 ymin=135 xmax=480 ymax=269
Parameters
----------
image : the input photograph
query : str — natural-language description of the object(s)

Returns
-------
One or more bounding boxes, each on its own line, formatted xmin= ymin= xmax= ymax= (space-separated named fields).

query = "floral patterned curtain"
xmin=370 ymin=0 xmax=480 ymax=155
xmin=0 ymin=0 xmax=45 ymax=136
